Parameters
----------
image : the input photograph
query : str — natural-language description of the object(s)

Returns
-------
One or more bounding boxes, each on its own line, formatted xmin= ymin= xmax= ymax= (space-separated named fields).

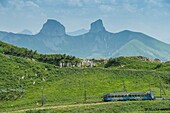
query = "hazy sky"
xmin=0 ymin=0 xmax=170 ymax=43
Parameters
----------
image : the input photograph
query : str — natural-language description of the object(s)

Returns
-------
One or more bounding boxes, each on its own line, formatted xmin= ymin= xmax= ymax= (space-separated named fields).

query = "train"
xmin=103 ymin=91 xmax=155 ymax=102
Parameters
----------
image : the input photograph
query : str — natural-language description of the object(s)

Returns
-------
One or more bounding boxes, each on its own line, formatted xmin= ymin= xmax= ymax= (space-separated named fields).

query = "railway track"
xmin=2 ymin=99 xmax=170 ymax=113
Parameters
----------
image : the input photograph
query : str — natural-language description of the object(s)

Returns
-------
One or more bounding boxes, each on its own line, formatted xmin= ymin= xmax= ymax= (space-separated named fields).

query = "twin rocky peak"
xmin=39 ymin=19 xmax=106 ymax=36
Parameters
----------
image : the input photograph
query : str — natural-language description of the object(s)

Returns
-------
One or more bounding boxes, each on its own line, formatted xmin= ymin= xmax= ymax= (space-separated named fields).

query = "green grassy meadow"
xmin=26 ymin=101 xmax=170 ymax=113
xmin=0 ymin=41 xmax=170 ymax=112
xmin=0 ymin=53 xmax=170 ymax=112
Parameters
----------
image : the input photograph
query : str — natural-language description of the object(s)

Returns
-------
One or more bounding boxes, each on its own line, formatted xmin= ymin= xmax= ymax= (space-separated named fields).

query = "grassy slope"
xmin=26 ymin=101 xmax=170 ymax=113
xmin=112 ymin=39 xmax=170 ymax=61
xmin=104 ymin=56 xmax=170 ymax=70
xmin=0 ymin=53 xmax=170 ymax=112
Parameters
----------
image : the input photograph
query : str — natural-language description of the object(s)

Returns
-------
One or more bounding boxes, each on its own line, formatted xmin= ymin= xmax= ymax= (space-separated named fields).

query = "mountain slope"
xmin=18 ymin=29 xmax=33 ymax=35
xmin=67 ymin=29 xmax=88 ymax=36
xmin=112 ymin=39 xmax=170 ymax=61
xmin=0 ymin=31 xmax=8 ymax=40
xmin=0 ymin=19 xmax=170 ymax=61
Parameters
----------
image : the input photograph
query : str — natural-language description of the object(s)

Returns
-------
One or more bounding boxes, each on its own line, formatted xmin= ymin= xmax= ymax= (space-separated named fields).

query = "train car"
xmin=103 ymin=91 xmax=154 ymax=102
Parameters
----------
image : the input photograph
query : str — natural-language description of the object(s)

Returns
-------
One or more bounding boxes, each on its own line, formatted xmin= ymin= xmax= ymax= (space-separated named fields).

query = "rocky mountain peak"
xmin=39 ymin=19 xmax=65 ymax=36
xmin=89 ymin=19 xmax=106 ymax=33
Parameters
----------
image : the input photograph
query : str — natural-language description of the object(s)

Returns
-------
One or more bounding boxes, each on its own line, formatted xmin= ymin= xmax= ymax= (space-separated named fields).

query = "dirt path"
xmin=4 ymin=102 xmax=115 ymax=113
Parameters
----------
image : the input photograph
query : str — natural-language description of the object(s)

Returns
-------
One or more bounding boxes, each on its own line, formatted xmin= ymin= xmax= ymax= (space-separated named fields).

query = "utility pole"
xmin=160 ymin=81 xmax=162 ymax=98
xmin=6 ymin=75 xmax=9 ymax=101
xmin=122 ymin=80 xmax=127 ymax=92
xmin=160 ymin=80 xmax=166 ymax=98
xmin=41 ymin=68 xmax=47 ymax=106
xmin=83 ymin=68 xmax=87 ymax=103
xmin=41 ymin=80 xmax=45 ymax=106
xmin=84 ymin=82 xmax=87 ymax=102
xmin=148 ymin=79 xmax=151 ymax=92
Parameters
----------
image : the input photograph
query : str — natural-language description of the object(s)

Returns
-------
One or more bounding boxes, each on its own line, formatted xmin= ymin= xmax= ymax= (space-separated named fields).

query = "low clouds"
xmin=1 ymin=0 xmax=168 ymax=17
xmin=0 ymin=0 xmax=46 ymax=33
xmin=0 ymin=0 xmax=39 ymax=9
xmin=67 ymin=0 xmax=83 ymax=7
xmin=99 ymin=5 xmax=113 ymax=12
xmin=0 ymin=0 xmax=42 ymax=16
xmin=8 ymin=0 xmax=40 ymax=11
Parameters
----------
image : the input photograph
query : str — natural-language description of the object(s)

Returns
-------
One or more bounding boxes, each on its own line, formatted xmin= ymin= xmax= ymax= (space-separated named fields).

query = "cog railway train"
xmin=103 ymin=91 xmax=155 ymax=102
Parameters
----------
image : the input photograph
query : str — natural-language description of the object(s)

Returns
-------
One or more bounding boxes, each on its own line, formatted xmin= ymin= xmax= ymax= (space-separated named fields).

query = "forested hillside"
xmin=104 ymin=56 xmax=170 ymax=71
xmin=0 ymin=40 xmax=81 ymax=67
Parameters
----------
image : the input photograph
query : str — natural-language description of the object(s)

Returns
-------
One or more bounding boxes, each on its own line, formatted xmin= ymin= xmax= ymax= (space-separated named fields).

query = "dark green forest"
xmin=0 ymin=41 xmax=81 ymax=67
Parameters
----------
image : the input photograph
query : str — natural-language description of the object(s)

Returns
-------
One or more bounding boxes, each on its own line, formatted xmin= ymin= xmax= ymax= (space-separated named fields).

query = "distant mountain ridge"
xmin=0 ymin=19 xmax=170 ymax=61
xmin=18 ymin=29 xmax=33 ymax=35
xmin=67 ymin=29 xmax=88 ymax=36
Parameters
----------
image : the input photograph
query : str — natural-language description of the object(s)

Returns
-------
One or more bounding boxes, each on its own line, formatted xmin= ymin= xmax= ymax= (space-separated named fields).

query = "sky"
xmin=0 ymin=0 xmax=170 ymax=43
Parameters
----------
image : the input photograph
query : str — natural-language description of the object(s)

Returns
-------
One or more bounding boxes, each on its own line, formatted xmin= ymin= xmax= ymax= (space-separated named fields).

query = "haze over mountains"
xmin=18 ymin=29 xmax=33 ymax=35
xmin=67 ymin=29 xmax=88 ymax=36
xmin=0 ymin=19 xmax=170 ymax=61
